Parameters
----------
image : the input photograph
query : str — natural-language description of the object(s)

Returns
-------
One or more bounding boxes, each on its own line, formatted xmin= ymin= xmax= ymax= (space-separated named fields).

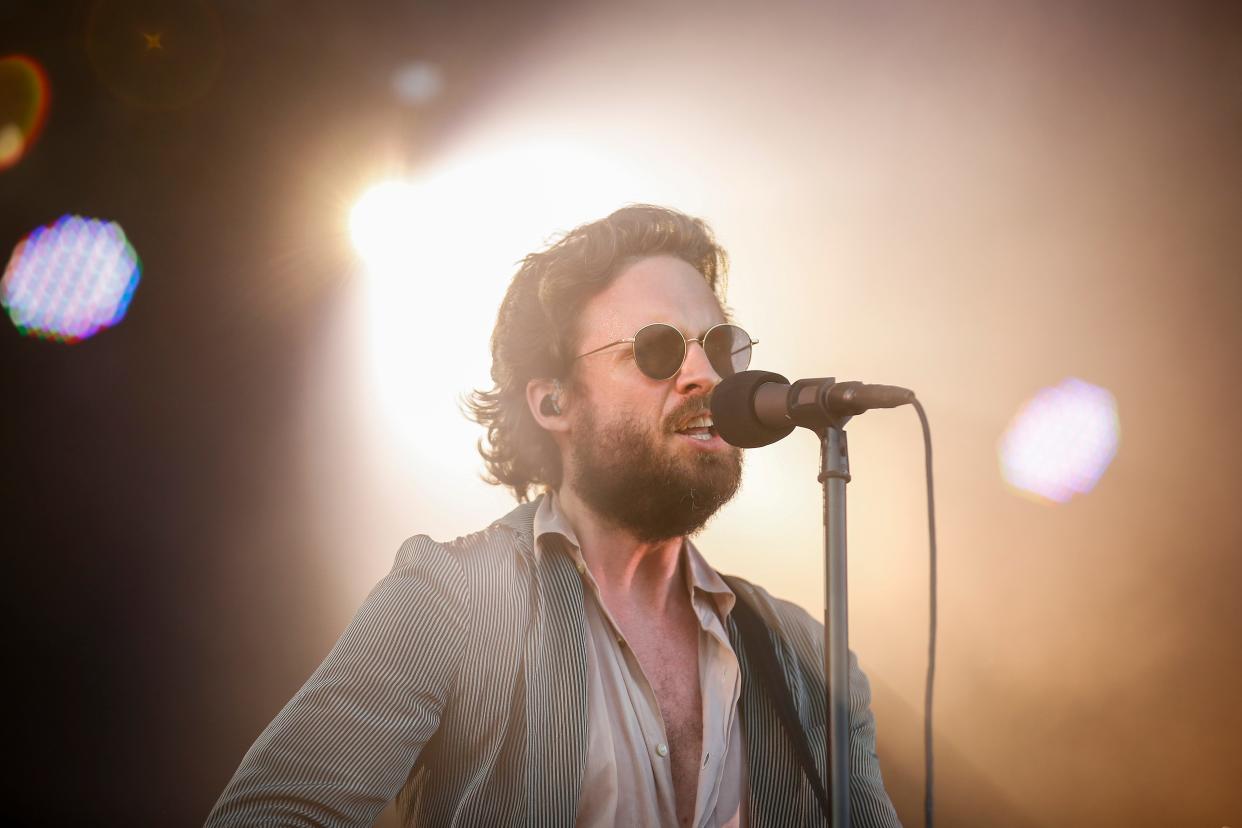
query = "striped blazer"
xmin=206 ymin=498 xmax=902 ymax=827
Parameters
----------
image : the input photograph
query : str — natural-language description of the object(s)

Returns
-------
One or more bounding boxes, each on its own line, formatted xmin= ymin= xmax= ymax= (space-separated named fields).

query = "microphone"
xmin=711 ymin=370 xmax=916 ymax=448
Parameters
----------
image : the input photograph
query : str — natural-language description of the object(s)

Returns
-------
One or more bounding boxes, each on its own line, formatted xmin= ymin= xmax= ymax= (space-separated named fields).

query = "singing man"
xmin=206 ymin=205 xmax=901 ymax=827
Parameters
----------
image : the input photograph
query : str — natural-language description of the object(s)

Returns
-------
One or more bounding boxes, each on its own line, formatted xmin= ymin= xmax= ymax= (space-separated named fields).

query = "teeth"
xmin=681 ymin=414 xmax=713 ymax=430
xmin=677 ymin=413 xmax=714 ymax=440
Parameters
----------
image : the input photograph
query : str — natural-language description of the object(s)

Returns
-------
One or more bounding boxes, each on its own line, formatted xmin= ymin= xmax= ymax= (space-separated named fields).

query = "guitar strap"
xmin=723 ymin=575 xmax=834 ymax=824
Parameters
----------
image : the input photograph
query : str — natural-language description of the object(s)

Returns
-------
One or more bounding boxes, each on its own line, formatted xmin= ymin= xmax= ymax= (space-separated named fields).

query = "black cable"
xmin=912 ymin=399 xmax=937 ymax=828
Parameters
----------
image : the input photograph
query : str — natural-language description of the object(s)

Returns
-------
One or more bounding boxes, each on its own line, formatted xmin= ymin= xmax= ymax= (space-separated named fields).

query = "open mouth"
xmin=674 ymin=413 xmax=718 ymax=442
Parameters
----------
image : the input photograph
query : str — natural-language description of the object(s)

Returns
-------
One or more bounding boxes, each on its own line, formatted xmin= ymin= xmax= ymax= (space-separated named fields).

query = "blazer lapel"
xmin=501 ymin=499 xmax=589 ymax=827
xmin=729 ymin=613 xmax=824 ymax=827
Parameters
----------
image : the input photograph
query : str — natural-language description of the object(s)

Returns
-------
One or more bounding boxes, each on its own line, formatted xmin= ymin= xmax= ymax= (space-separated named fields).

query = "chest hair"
xmin=618 ymin=604 xmax=705 ymax=826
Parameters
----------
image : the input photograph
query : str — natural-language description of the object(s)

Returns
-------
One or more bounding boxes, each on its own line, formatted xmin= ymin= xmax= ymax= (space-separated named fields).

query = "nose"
xmin=674 ymin=339 xmax=720 ymax=396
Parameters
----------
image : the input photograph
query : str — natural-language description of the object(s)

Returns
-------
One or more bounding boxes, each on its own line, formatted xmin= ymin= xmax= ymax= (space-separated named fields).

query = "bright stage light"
xmin=348 ymin=138 xmax=665 ymax=478
xmin=2 ymin=215 xmax=142 ymax=343
xmin=999 ymin=377 xmax=1120 ymax=504
xmin=348 ymin=180 xmax=423 ymax=270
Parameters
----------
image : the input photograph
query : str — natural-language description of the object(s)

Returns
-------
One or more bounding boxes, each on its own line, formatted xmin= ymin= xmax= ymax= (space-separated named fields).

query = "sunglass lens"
xmin=634 ymin=324 xmax=686 ymax=380
xmin=704 ymin=325 xmax=752 ymax=377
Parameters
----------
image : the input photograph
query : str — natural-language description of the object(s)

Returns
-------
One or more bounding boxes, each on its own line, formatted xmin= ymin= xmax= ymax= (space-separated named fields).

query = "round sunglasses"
xmin=573 ymin=322 xmax=757 ymax=381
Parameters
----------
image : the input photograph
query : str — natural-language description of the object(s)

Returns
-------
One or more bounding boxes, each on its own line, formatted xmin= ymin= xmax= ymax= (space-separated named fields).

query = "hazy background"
xmin=2 ymin=0 xmax=1239 ymax=825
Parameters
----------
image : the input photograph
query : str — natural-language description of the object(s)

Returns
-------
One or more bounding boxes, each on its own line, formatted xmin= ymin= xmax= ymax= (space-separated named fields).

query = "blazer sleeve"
xmin=843 ymin=647 xmax=904 ymax=828
xmin=204 ymin=535 xmax=470 ymax=828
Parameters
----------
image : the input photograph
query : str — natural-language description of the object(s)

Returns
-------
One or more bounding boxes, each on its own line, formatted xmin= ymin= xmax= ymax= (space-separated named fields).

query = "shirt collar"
xmin=683 ymin=535 xmax=736 ymax=619
xmin=534 ymin=490 xmax=735 ymax=618
xmin=533 ymin=488 xmax=582 ymax=553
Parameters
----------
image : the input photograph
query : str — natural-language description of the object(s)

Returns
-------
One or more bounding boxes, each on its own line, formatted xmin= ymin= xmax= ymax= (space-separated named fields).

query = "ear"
xmin=526 ymin=377 xmax=571 ymax=434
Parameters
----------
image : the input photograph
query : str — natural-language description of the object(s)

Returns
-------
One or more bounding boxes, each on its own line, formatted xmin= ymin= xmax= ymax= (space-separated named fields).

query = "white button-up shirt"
xmin=534 ymin=491 xmax=745 ymax=828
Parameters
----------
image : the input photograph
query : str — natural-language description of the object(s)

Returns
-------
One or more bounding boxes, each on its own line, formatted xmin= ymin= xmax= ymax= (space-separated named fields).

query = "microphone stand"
xmin=715 ymin=370 xmax=916 ymax=827
xmin=755 ymin=374 xmax=857 ymax=825
xmin=818 ymin=422 xmax=852 ymax=828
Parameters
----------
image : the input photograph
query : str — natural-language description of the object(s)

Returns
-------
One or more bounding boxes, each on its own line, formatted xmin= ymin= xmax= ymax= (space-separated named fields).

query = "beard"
xmin=566 ymin=397 xmax=743 ymax=543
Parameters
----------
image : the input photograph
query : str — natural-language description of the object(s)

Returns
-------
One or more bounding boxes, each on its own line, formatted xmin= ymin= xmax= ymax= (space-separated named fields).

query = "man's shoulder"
xmin=389 ymin=498 xmax=537 ymax=574
xmin=725 ymin=574 xmax=823 ymax=658
xmin=726 ymin=575 xmax=873 ymax=695
xmin=727 ymin=576 xmax=817 ymax=629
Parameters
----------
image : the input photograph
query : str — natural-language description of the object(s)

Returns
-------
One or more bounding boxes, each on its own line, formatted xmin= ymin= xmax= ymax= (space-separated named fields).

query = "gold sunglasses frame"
xmin=573 ymin=322 xmax=758 ymax=380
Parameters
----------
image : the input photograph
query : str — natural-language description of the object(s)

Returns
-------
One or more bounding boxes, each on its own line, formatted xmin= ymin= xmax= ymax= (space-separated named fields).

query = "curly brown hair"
xmin=465 ymin=204 xmax=729 ymax=502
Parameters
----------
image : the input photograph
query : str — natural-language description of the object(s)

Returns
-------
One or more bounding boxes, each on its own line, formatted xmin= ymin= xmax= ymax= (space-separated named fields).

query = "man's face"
xmin=564 ymin=255 xmax=743 ymax=542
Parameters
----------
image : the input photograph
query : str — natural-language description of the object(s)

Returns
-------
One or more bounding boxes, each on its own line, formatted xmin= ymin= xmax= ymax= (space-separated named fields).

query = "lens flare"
xmin=1 ymin=215 xmax=142 ymax=343
xmin=0 ymin=55 xmax=51 ymax=171
xmin=999 ymin=377 xmax=1120 ymax=504
xmin=85 ymin=0 xmax=223 ymax=110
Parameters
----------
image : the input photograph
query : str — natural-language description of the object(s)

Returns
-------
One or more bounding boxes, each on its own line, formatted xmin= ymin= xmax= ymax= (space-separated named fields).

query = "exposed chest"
xmin=615 ymin=607 xmax=705 ymax=825
xmin=625 ymin=616 xmax=702 ymax=736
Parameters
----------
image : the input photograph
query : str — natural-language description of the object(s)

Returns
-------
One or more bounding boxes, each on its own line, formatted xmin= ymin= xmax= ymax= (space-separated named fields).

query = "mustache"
xmin=665 ymin=395 xmax=714 ymax=431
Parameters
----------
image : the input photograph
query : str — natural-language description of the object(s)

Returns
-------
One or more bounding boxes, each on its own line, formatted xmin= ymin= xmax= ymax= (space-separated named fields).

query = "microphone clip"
xmin=785 ymin=376 xmax=855 ymax=432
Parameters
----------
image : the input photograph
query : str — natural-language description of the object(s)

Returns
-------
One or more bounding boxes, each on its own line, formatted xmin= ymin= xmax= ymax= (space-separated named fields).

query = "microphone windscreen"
xmin=711 ymin=370 xmax=796 ymax=448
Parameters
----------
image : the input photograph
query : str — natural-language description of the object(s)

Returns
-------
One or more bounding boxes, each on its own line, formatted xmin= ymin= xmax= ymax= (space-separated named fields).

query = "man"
xmin=206 ymin=205 xmax=901 ymax=827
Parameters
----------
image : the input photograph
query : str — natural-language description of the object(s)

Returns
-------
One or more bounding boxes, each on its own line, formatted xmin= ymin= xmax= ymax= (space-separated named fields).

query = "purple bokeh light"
xmin=999 ymin=377 xmax=1120 ymax=504
xmin=2 ymin=214 xmax=142 ymax=343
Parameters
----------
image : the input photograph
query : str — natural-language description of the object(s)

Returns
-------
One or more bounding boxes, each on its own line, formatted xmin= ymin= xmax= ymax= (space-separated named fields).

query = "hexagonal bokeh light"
xmin=999 ymin=377 xmax=1120 ymax=504
xmin=1 ymin=215 xmax=142 ymax=343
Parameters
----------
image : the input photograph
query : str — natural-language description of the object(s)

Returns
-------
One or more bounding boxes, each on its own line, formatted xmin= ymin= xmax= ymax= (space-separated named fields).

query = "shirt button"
xmin=575 ymin=561 xmax=586 ymax=575
xmin=656 ymin=743 xmax=669 ymax=757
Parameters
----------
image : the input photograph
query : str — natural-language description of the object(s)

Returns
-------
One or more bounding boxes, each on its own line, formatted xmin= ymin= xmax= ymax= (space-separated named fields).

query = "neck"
xmin=553 ymin=485 xmax=686 ymax=613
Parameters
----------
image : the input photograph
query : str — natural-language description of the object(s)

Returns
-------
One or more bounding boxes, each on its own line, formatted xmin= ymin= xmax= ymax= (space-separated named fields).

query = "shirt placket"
xmin=693 ymin=593 xmax=742 ymax=827
xmin=579 ymin=566 xmax=681 ymax=823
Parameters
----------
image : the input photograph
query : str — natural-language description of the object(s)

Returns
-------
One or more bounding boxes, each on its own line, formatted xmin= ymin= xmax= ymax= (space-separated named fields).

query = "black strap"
xmin=724 ymin=575 xmax=833 ymax=824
